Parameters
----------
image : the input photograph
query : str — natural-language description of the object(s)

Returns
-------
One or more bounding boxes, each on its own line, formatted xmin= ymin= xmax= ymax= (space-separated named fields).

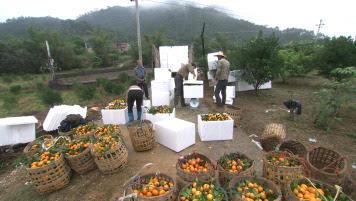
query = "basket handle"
xmin=320 ymin=156 xmax=346 ymax=173
xmin=122 ymin=163 xmax=155 ymax=188
xmin=42 ymin=136 xmax=70 ymax=151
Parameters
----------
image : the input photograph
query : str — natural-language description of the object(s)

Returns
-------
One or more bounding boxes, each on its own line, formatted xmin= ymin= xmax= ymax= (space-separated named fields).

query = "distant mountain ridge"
xmin=0 ymin=5 xmax=315 ymax=43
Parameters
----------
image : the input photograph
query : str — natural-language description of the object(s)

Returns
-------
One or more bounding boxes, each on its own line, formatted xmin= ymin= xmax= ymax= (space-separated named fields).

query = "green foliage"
xmin=330 ymin=67 xmax=356 ymax=81
xmin=316 ymin=36 xmax=356 ymax=75
xmin=1 ymin=75 xmax=14 ymax=83
xmin=12 ymin=154 xmax=31 ymax=168
xmin=118 ymin=72 xmax=129 ymax=83
xmin=9 ymin=85 xmax=22 ymax=94
xmin=234 ymin=31 xmax=281 ymax=92
xmin=314 ymin=80 xmax=356 ymax=130
xmin=73 ymin=83 xmax=96 ymax=100
xmin=2 ymin=93 xmax=18 ymax=111
xmin=37 ymin=84 xmax=63 ymax=106
xmin=97 ymin=78 xmax=125 ymax=95
xmin=89 ymin=30 xmax=119 ymax=67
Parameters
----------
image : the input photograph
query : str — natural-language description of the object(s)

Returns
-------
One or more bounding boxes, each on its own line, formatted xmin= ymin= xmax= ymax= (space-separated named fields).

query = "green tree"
xmin=235 ymin=31 xmax=281 ymax=93
xmin=89 ymin=30 xmax=119 ymax=67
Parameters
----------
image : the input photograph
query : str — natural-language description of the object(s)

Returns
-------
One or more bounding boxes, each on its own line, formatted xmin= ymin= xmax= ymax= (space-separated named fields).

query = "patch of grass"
xmin=118 ymin=72 xmax=129 ymax=83
xmin=2 ymin=93 xmax=18 ymax=111
xmin=9 ymin=85 xmax=22 ymax=94
xmin=73 ymin=83 xmax=96 ymax=100
xmin=37 ymin=85 xmax=63 ymax=106
xmin=12 ymin=154 xmax=31 ymax=168
xmin=97 ymin=78 xmax=125 ymax=95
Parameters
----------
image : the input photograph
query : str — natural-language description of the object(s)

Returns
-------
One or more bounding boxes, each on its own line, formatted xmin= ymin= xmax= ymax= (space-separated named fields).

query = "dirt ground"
xmin=0 ymin=75 xmax=355 ymax=201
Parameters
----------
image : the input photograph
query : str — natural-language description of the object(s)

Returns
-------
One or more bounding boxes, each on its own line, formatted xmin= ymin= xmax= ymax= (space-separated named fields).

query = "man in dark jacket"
xmin=214 ymin=51 xmax=230 ymax=107
xmin=174 ymin=63 xmax=196 ymax=107
xmin=134 ymin=60 xmax=149 ymax=99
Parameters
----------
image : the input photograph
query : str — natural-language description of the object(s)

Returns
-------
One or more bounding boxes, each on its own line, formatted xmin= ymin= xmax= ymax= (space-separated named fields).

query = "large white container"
xmin=43 ymin=105 xmax=87 ymax=131
xmin=155 ymin=118 xmax=195 ymax=152
xmin=159 ymin=46 xmax=189 ymax=72
xmin=207 ymin=52 xmax=219 ymax=70
xmin=0 ymin=116 xmax=38 ymax=146
xmin=154 ymin=68 xmax=171 ymax=81
xmin=151 ymin=80 xmax=170 ymax=93
xmin=101 ymin=108 xmax=127 ymax=125
xmin=152 ymin=91 xmax=170 ymax=106
xmin=183 ymin=80 xmax=204 ymax=99
xmin=237 ymin=80 xmax=272 ymax=92
xmin=197 ymin=114 xmax=234 ymax=141
xmin=145 ymin=108 xmax=176 ymax=129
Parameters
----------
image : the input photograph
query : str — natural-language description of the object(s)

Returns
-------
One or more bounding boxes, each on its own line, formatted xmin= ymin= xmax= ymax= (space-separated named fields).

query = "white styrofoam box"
xmin=152 ymin=91 xmax=170 ymax=106
xmin=237 ymin=80 xmax=272 ymax=92
xmin=198 ymin=114 xmax=234 ymax=141
xmin=214 ymin=86 xmax=236 ymax=98
xmin=0 ymin=116 xmax=38 ymax=146
xmin=151 ymin=80 xmax=170 ymax=93
xmin=159 ymin=46 xmax=189 ymax=72
xmin=183 ymin=80 xmax=204 ymax=99
xmin=228 ymin=71 xmax=237 ymax=83
xmin=43 ymin=105 xmax=87 ymax=131
xmin=154 ymin=118 xmax=195 ymax=152
xmin=101 ymin=108 xmax=127 ymax=125
xmin=145 ymin=108 xmax=175 ymax=129
xmin=207 ymin=52 xmax=219 ymax=70
xmin=154 ymin=68 xmax=171 ymax=81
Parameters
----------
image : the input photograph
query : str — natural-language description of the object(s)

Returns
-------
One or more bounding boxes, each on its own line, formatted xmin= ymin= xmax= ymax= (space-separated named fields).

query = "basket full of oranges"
xmin=130 ymin=173 xmax=177 ymax=201
xmin=63 ymin=138 xmax=96 ymax=174
xmin=94 ymin=124 xmax=121 ymax=138
xmin=73 ymin=123 xmax=96 ymax=139
xmin=176 ymin=153 xmax=216 ymax=185
xmin=178 ymin=180 xmax=228 ymax=201
xmin=27 ymin=149 xmax=71 ymax=194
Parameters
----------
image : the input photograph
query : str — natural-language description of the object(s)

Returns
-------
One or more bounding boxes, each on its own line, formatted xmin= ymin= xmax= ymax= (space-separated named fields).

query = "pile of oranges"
xmin=292 ymin=183 xmax=325 ymax=201
xmin=201 ymin=113 xmax=231 ymax=121
xmin=92 ymin=135 xmax=119 ymax=155
xmin=181 ymin=157 xmax=210 ymax=173
xmin=267 ymin=152 xmax=300 ymax=167
xmin=30 ymin=151 xmax=61 ymax=168
xmin=234 ymin=180 xmax=277 ymax=201
xmin=105 ymin=98 xmax=126 ymax=109
xmin=94 ymin=125 xmax=120 ymax=137
xmin=133 ymin=176 xmax=174 ymax=197
xmin=179 ymin=181 xmax=226 ymax=201
xmin=74 ymin=124 xmax=95 ymax=137
xmin=147 ymin=105 xmax=172 ymax=114
xmin=64 ymin=139 xmax=90 ymax=157
xmin=218 ymin=153 xmax=252 ymax=174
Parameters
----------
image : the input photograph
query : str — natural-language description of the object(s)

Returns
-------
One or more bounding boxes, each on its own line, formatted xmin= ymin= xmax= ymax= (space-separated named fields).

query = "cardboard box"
xmin=198 ymin=114 xmax=234 ymax=141
xmin=145 ymin=108 xmax=175 ymax=129
xmin=155 ymin=118 xmax=195 ymax=152
xmin=0 ymin=116 xmax=38 ymax=146
xmin=101 ymin=108 xmax=127 ymax=125
xmin=152 ymin=91 xmax=170 ymax=106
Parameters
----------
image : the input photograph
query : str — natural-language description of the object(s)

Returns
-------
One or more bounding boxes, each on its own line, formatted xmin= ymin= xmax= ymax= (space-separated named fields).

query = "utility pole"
xmin=131 ymin=0 xmax=142 ymax=62
xmin=315 ymin=19 xmax=325 ymax=40
xmin=45 ymin=40 xmax=55 ymax=80
xmin=200 ymin=22 xmax=207 ymax=74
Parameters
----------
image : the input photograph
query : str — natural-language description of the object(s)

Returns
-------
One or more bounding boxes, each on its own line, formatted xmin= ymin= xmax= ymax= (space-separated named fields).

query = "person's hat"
xmin=215 ymin=51 xmax=226 ymax=57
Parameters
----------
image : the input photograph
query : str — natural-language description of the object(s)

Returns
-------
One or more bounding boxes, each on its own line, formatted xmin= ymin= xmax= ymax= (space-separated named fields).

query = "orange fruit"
xmin=146 ymin=192 xmax=152 ymax=197
xmin=159 ymin=189 xmax=166 ymax=195
xmin=152 ymin=189 xmax=159 ymax=196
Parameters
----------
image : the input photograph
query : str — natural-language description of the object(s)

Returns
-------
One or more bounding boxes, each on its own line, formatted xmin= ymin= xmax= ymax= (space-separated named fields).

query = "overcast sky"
xmin=0 ymin=0 xmax=355 ymax=37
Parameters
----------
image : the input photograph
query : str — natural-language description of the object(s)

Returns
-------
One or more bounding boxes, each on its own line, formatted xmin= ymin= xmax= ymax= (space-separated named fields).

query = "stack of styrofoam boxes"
xmin=213 ymin=86 xmax=236 ymax=105
xmin=151 ymin=68 xmax=174 ymax=106
xmin=145 ymin=108 xmax=176 ymax=130
xmin=154 ymin=118 xmax=195 ymax=152
xmin=197 ymin=114 xmax=234 ymax=141
xmin=0 ymin=116 xmax=38 ymax=146
xmin=43 ymin=105 xmax=87 ymax=131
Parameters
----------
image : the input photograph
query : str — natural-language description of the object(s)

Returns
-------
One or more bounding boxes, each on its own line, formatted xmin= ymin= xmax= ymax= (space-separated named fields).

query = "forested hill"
xmin=0 ymin=5 xmax=315 ymax=43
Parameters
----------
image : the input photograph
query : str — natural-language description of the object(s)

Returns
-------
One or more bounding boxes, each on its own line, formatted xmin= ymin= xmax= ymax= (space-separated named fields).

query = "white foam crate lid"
xmin=237 ymin=80 xmax=272 ymax=92
xmin=198 ymin=114 xmax=234 ymax=141
xmin=0 ymin=116 xmax=38 ymax=146
xmin=144 ymin=108 xmax=175 ymax=129
xmin=43 ymin=105 xmax=87 ymax=131
xmin=154 ymin=118 xmax=195 ymax=152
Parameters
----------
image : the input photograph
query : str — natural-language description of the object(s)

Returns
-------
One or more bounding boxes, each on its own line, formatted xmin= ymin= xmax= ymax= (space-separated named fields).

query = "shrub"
xmin=330 ymin=67 xmax=356 ymax=81
xmin=118 ymin=72 xmax=129 ymax=83
xmin=37 ymin=85 xmax=63 ymax=106
xmin=2 ymin=94 xmax=18 ymax=111
xmin=9 ymin=85 xmax=22 ymax=94
xmin=73 ymin=83 xmax=96 ymax=100
xmin=97 ymin=78 xmax=125 ymax=95
xmin=1 ymin=76 xmax=13 ymax=83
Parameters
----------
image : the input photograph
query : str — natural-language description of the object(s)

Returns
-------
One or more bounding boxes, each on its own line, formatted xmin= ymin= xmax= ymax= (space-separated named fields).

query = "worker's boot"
xmin=174 ymin=95 xmax=179 ymax=106
xmin=137 ymin=111 xmax=142 ymax=120
xmin=181 ymin=96 xmax=187 ymax=107
xmin=128 ymin=112 xmax=134 ymax=123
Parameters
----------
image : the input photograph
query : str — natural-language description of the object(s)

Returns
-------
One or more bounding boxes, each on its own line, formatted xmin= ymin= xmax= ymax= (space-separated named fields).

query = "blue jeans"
xmin=214 ymin=80 xmax=228 ymax=105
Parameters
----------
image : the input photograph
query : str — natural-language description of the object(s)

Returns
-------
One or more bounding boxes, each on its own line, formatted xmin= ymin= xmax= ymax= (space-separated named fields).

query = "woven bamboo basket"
xmin=260 ymin=123 xmax=286 ymax=152
xmin=176 ymin=153 xmax=216 ymax=183
xmin=178 ymin=181 xmax=228 ymax=201
xmin=217 ymin=152 xmax=255 ymax=188
xmin=128 ymin=120 xmax=155 ymax=152
xmin=23 ymin=135 xmax=53 ymax=156
xmin=262 ymin=151 xmax=305 ymax=195
xmin=286 ymin=178 xmax=354 ymax=201
xmin=342 ymin=155 xmax=356 ymax=199
xmin=129 ymin=173 xmax=177 ymax=201
xmin=26 ymin=154 xmax=71 ymax=194
xmin=278 ymin=140 xmax=307 ymax=158
xmin=306 ymin=147 xmax=348 ymax=185
xmin=228 ymin=176 xmax=282 ymax=201
xmin=65 ymin=147 xmax=96 ymax=174
xmin=91 ymin=140 xmax=128 ymax=174
xmin=94 ymin=125 xmax=122 ymax=139
xmin=224 ymin=105 xmax=242 ymax=127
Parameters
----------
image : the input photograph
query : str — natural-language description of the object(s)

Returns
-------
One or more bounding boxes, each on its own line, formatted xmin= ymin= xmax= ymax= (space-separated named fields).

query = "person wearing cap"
xmin=174 ymin=63 xmax=197 ymax=107
xmin=126 ymin=85 xmax=144 ymax=123
xmin=214 ymin=51 xmax=230 ymax=107
xmin=134 ymin=60 xmax=149 ymax=99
